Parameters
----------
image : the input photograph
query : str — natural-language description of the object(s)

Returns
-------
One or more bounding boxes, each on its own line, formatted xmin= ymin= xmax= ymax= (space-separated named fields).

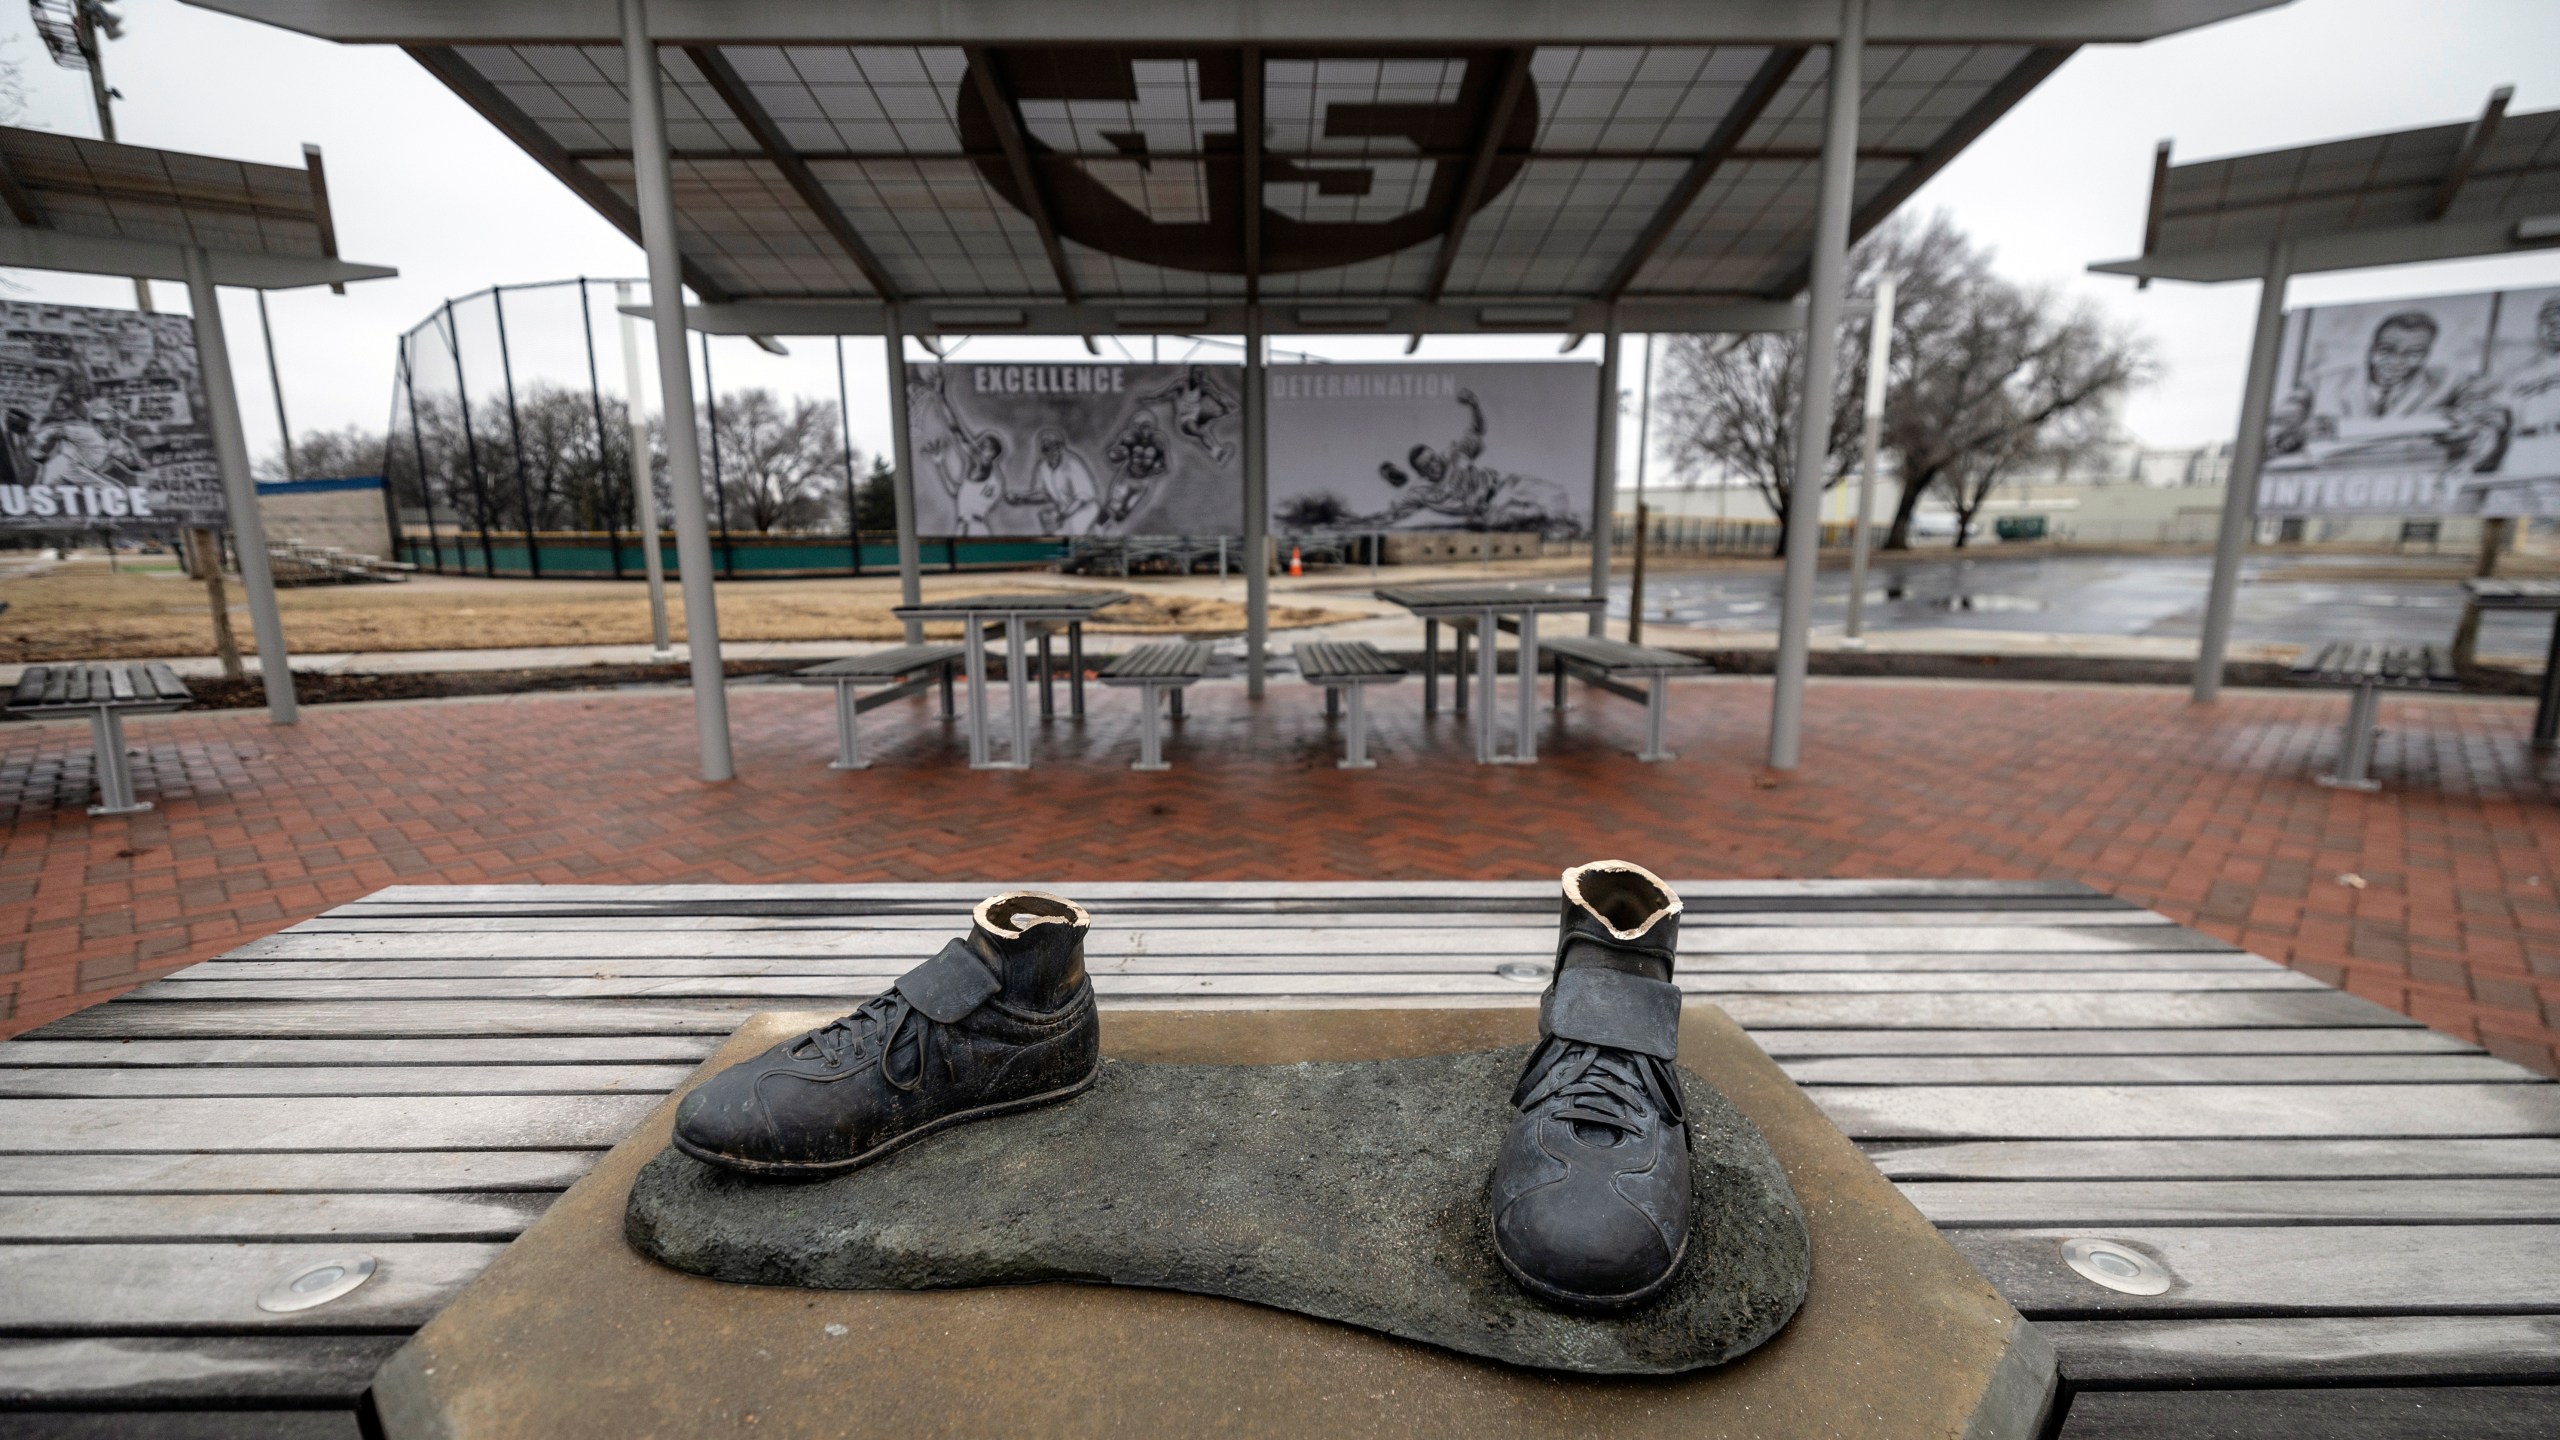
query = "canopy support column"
xmin=182 ymin=245 xmax=295 ymax=725
xmin=883 ymin=305 xmax=922 ymax=643
xmin=1767 ymin=0 xmax=1863 ymax=771
xmin=622 ymin=0 xmax=732 ymax=781
xmin=614 ymin=281 xmax=674 ymax=661
xmin=1588 ymin=315 xmax=1622 ymax=636
xmin=1244 ymin=305 xmax=1269 ymax=697
xmin=2193 ymin=241 xmax=2293 ymax=703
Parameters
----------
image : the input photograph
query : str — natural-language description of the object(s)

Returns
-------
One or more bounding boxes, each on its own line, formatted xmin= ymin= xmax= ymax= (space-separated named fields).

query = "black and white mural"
xmin=1267 ymin=362 xmax=1593 ymax=535
xmin=907 ymin=362 xmax=1243 ymax=536
xmin=2261 ymin=285 xmax=2560 ymax=516
xmin=0 ymin=301 xmax=222 ymax=529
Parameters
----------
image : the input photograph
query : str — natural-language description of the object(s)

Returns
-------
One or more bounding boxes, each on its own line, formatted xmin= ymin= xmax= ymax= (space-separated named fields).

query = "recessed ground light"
xmin=257 ymin=1255 xmax=378 ymax=1313
xmin=1495 ymin=962 xmax=1549 ymax=983
xmin=2060 ymin=1238 xmax=2172 ymax=1296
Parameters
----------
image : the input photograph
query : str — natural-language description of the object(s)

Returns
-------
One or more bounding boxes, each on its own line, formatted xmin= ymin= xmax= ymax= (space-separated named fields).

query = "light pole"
xmin=32 ymin=1 xmax=150 ymax=312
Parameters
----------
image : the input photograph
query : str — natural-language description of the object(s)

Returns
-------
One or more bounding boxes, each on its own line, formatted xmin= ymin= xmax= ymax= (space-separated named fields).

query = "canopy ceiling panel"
xmin=2097 ymin=99 xmax=2560 ymax=283
xmin=190 ymin=0 xmax=2281 ymax=327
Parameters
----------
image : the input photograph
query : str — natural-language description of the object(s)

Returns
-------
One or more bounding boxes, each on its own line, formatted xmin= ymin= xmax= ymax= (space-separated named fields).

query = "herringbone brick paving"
xmin=5 ymin=676 xmax=2557 ymax=1075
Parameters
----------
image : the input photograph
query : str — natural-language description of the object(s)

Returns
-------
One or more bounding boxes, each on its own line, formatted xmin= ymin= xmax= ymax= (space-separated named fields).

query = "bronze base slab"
xmin=370 ymin=1006 xmax=2055 ymax=1439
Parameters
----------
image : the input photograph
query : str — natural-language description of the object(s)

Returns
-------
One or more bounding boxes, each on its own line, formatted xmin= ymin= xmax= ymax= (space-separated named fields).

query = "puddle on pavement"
xmin=1937 ymin=594 xmax=2047 ymax=613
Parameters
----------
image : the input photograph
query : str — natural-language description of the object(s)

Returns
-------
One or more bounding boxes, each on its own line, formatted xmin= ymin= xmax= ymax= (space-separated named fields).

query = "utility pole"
xmin=34 ymin=2 xmax=151 ymax=312
xmin=257 ymin=292 xmax=295 ymax=480
xmin=1627 ymin=335 xmax=1655 ymax=644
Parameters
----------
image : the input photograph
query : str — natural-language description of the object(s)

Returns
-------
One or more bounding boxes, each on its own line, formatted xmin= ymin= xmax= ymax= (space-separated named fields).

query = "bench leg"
xmin=939 ymin=662 xmax=955 ymax=718
xmin=1454 ymin=623 xmax=1469 ymax=716
xmin=1039 ymin=630 xmax=1056 ymax=721
xmin=1554 ymin=654 xmax=1567 ymax=711
xmin=1507 ymin=609 xmax=1541 ymax=764
xmin=1170 ymin=686 xmax=1185 ymax=721
xmin=1003 ymin=616 xmax=1033 ymax=769
xmin=1637 ymin=676 xmax=1675 ymax=762
xmin=2319 ymin=683 xmax=2382 ymax=791
xmin=1473 ymin=609 xmax=1500 ymax=763
xmin=1133 ymin=686 xmax=1170 ymax=771
xmin=86 ymin=708 xmax=150 ymax=816
xmin=1326 ymin=686 xmax=1340 ymax=720
xmin=1423 ymin=618 xmax=1439 ymax=716
xmin=829 ymin=676 xmax=870 ymax=768
xmin=1340 ymin=683 xmax=1375 ymax=769
xmin=963 ymin=622 xmax=993 ymax=767
xmin=1070 ymin=623 xmax=1087 ymax=719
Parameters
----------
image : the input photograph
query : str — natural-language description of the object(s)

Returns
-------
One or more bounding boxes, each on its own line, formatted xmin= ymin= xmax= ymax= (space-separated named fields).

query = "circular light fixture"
xmin=2059 ymin=1238 xmax=2172 ymax=1296
xmin=257 ymin=1254 xmax=379 ymax=1313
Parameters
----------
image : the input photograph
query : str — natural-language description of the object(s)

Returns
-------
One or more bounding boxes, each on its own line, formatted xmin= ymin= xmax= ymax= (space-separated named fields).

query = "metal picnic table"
xmin=2465 ymin=577 xmax=2560 ymax=749
xmin=890 ymin=591 xmax=1129 ymax=769
xmin=2 ymin=879 xmax=2557 ymax=1436
xmin=1373 ymin=583 xmax=1607 ymax=764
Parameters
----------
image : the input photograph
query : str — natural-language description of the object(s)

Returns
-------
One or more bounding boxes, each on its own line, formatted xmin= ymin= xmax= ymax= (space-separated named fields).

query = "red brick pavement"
xmin=5 ymin=676 xmax=2558 ymax=1074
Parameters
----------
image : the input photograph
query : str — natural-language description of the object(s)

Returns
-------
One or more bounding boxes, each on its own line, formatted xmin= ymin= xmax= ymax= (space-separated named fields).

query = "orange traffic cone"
xmin=1288 ymin=546 xmax=1303 ymax=577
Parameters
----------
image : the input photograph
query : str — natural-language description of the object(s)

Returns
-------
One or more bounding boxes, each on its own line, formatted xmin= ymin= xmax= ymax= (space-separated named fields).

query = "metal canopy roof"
xmin=0 ymin=125 xmax=394 ymax=289
xmin=2096 ymin=90 xmax=2560 ymax=284
xmin=183 ymin=0 xmax=2280 ymax=331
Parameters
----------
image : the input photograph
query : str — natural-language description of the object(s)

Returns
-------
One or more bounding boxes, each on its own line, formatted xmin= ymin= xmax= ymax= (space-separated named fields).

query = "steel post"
xmin=884 ymin=308 xmax=923 ymax=642
xmin=183 ymin=245 xmax=297 ymax=725
xmin=623 ymin=0 xmax=733 ymax=780
xmin=1766 ymin=0 xmax=1863 ymax=771
xmin=1587 ymin=320 xmax=1622 ymax=636
xmin=2194 ymin=241 xmax=2293 ymax=703
xmin=1845 ymin=271 xmax=1895 ymax=644
xmin=1244 ymin=306 xmax=1269 ymax=697
xmin=615 ymin=281 xmax=675 ymax=660
xmin=577 ymin=279 xmax=623 ymax=579
xmin=491 ymin=287 xmax=542 ymax=576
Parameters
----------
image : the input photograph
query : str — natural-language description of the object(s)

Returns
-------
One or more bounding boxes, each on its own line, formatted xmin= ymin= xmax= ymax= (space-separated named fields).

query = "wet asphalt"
xmin=1607 ymin=551 xmax=2555 ymax=656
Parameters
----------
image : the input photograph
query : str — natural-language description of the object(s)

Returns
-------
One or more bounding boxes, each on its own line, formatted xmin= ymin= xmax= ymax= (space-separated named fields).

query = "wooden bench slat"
xmin=0 ymin=1094 xmax=658 ymax=1151
xmin=1099 ymin=641 xmax=1211 ymax=681
xmin=2291 ymin=639 xmax=2460 ymax=690
xmin=1813 ymin=1082 xmax=2560 ymax=1140
xmin=11 ymin=667 xmax=46 ymax=708
xmin=0 ymin=1190 xmax=552 ymax=1242
xmin=2042 ymin=1316 xmax=2560 ymax=1388
xmin=1868 ymin=1137 xmax=2560 ymax=1181
xmin=0 ymin=1063 xmax=701 ymax=1098
xmin=1953 ymin=1224 xmax=2560 ymax=1316
xmin=146 ymin=662 xmax=191 ymax=702
xmin=1902 ymin=1177 xmax=2560 ymax=1226
xmin=2058 ymin=1384 xmax=2560 ymax=1435
xmin=1541 ymin=634 xmax=1709 ymax=674
xmin=793 ymin=644 xmax=965 ymax=681
xmin=0 ymin=1335 xmax=401 ymax=1409
xmin=0 ymin=1150 xmax=603 ymax=1195
xmin=0 ymin=1240 xmax=504 ymax=1330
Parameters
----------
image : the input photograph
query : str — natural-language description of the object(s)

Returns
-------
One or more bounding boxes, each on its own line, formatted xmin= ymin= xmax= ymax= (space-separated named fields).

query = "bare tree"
xmin=703 ymin=388 xmax=846 ymax=533
xmin=1650 ymin=212 xmax=2151 ymax=555
xmin=255 ymin=424 xmax=385 ymax=482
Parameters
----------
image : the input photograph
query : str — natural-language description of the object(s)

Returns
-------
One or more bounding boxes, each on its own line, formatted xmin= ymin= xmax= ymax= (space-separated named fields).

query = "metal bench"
xmin=2289 ymin=640 xmax=2460 ymax=792
xmin=1098 ymin=640 xmax=1212 ymax=771
xmin=1295 ymin=640 xmax=1406 ymax=769
xmin=791 ymin=644 xmax=963 ymax=771
xmin=1541 ymin=635 xmax=1708 ymax=763
xmin=6 ymin=661 xmax=194 ymax=814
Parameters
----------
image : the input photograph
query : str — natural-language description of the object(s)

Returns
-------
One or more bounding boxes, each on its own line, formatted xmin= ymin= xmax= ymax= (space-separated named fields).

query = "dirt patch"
xmin=0 ymin=564 xmax=1351 ymax=663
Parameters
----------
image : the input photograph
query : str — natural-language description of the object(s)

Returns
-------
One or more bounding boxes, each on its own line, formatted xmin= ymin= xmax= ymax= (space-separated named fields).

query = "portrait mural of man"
xmin=906 ymin=362 xmax=1244 ymax=538
xmin=0 ymin=300 xmax=222 ymax=530
xmin=2257 ymin=285 xmax=2560 ymax=517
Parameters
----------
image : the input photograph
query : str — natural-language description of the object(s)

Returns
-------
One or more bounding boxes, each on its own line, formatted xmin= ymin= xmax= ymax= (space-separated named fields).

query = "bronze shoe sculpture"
xmin=672 ymin=891 xmax=1101 ymax=1177
xmin=1489 ymin=860 xmax=1692 ymax=1309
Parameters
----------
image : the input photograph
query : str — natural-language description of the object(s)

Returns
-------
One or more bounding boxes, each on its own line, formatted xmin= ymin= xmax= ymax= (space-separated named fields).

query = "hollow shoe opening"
xmin=1561 ymin=861 xmax=1681 ymax=940
xmin=973 ymin=891 xmax=1092 ymax=939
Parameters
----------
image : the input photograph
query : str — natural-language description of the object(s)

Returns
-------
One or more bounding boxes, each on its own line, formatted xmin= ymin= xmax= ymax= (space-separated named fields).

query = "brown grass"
xmin=0 ymin=562 xmax=1354 ymax=662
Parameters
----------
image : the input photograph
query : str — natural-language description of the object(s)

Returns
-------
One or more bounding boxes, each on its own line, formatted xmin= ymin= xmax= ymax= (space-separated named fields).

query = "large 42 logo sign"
xmin=956 ymin=49 xmax=1535 ymax=278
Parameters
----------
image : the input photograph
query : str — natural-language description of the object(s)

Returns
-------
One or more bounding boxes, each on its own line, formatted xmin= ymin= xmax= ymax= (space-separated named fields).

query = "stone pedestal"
xmin=371 ymin=1005 xmax=2054 ymax=1438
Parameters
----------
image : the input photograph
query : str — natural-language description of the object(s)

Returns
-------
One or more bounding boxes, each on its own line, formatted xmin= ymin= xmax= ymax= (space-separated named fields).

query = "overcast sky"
xmin=4 ymin=0 xmax=2557 ymax=478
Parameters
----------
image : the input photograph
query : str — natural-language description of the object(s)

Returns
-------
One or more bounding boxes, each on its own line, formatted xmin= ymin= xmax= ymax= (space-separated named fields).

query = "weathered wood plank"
xmin=220 ymin=925 xmax=2230 ymax=959
xmin=127 ymin=970 xmax=2324 ymax=1002
xmin=0 ymin=1095 xmax=657 ymax=1152
xmin=0 ymin=1037 xmax=721 ymax=1067
xmin=2042 ymin=1316 xmax=2560 ymax=1387
xmin=1904 ymin=1178 xmax=2560 ymax=1226
xmin=0 ymin=1242 xmax=502 ymax=1330
xmin=1814 ymin=1084 xmax=2560 ymax=1139
xmin=1756 ymin=1029 xmax=2474 ymax=1057
xmin=2058 ymin=1386 xmax=2560 ymax=1438
xmin=289 ymin=906 xmax=2164 ymax=933
xmin=0 ymin=1191 xmax=551 ymax=1242
xmin=0 ymin=1335 xmax=399 ymax=1407
xmin=349 ymin=879 xmax=2108 ymax=904
xmin=0 ymin=1410 xmax=361 ymax=1438
xmin=0 ymin=1065 xmax=699 ymax=1098
xmin=187 ymin=950 xmax=2269 ymax=979
xmin=1948 ymin=1225 xmax=2560 ymax=1314
xmin=1786 ymin=1054 xmax=2538 ymax=1085
xmin=21 ymin=989 xmax=2411 ymax=1039
xmin=1868 ymin=1139 xmax=2560 ymax=1181
xmin=0 ymin=1151 xmax=600 ymax=1195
